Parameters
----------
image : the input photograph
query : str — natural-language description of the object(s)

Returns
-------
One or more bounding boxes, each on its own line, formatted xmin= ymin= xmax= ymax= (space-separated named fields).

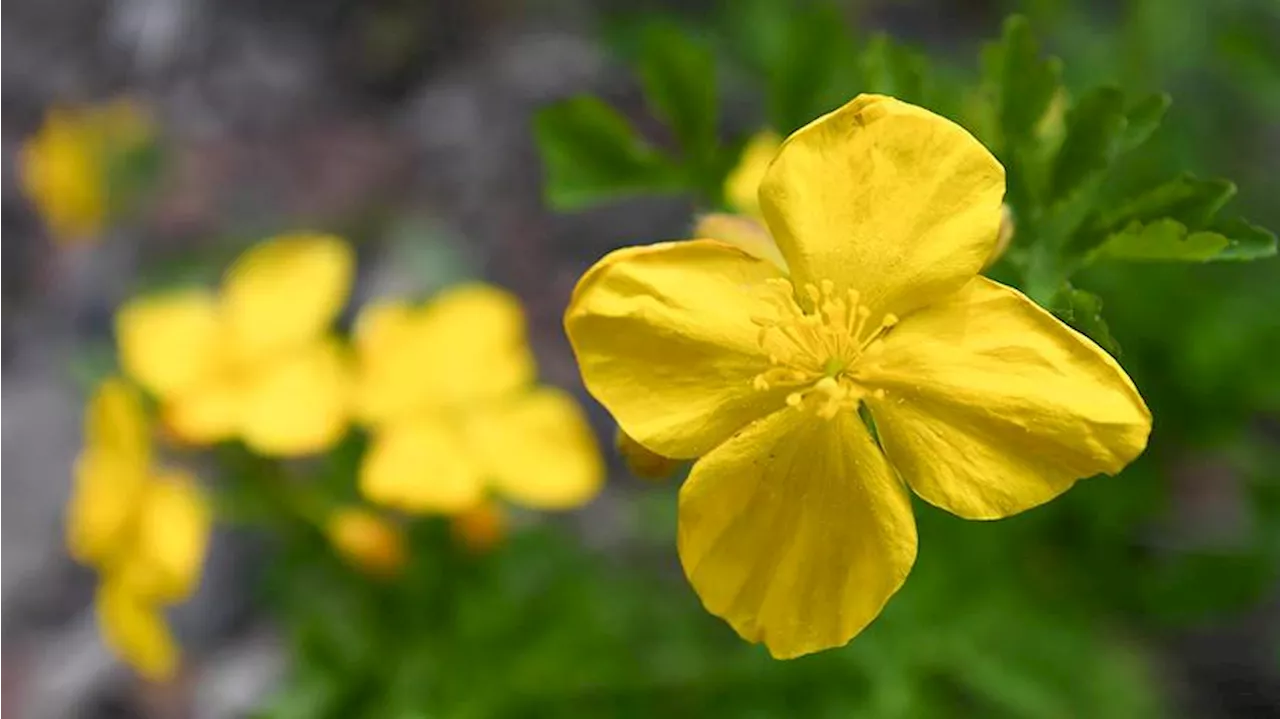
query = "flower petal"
xmin=116 ymin=291 xmax=222 ymax=399
xmin=414 ymin=284 xmax=536 ymax=406
xmin=759 ymin=94 xmax=1004 ymax=319
xmin=355 ymin=285 xmax=536 ymax=424
xmin=163 ymin=381 xmax=241 ymax=446
xmin=678 ymin=407 xmax=917 ymax=659
xmin=116 ymin=469 xmax=211 ymax=603
xmin=96 ymin=581 xmax=178 ymax=681
xmin=692 ymin=213 xmax=788 ymax=270
xmin=862 ymin=277 xmax=1152 ymax=520
xmin=360 ymin=417 xmax=484 ymax=513
xmin=221 ymin=233 xmax=353 ymax=364
xmin=67 ymin=379 xmax=151 ymax=565
xmin=564 ymin=240 xmax=790 ymax=458
xmin=467 ymin=388 xmax=604 ymax=510
xmin=724 ymin=130 xmax=782 ymax=219
xmin=239 ymin=339 xmax=350 ymax=456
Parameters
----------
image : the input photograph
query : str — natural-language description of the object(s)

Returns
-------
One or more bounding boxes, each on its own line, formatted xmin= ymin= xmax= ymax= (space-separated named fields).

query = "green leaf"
xmin=982 ymin=15 xmax=1063 ymax=148
xmin=1090 ymin=216 xmax=1275 ymax=263
xmin=765 ymin=2 xmax=858 ymax=133
xmin=1095 ymin=174 xmax=1237 ymax=233
xmin=1051 ymin=286 xmax=1120 ymax=356
xmin=1118 ymin=92 xmax=1170 ymax=152
xmin=533 ymin=96 xmax=683 ymax=210
xmin=1212 ymin=218 xmax=1279 ymax=260
xmin=637 ymin=22 xmax=718 ymax=160
xmin=1049 ymin=87 xmax=1127 ymax=201
xmin=859 ymin=34 xmax=930 ymax=105
xmin=1093 ymin=219 xmax=1229 ymax=262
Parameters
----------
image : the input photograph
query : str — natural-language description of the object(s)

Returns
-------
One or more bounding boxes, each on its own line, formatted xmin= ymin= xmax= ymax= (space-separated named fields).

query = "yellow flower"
xmin=20 ymin=101 xmax=152 ymax=244
xmin=327 ymin=507 xmax=407 ymax=577
xmin=724 ymin=130 xmax=782 ymax=218
xmin=116 ymin=233 xmax=354 ymax=456
xmin=96 ymin=580 xmax=180 ymax=681
xmin=68 ymin=378 xmax=211 ymax=679
xmin=355 ymin=284 xmax=603 ymax=514
xmin=564 ymin=95 xmax=1152 ymax=659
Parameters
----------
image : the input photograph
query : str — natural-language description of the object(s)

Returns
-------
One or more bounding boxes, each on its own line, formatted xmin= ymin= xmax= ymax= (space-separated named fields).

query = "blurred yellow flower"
xmin=327 ymin=507 xmax=407 ymax=577
xmin=564 ymin=95 xmax=1152 ymax=658
xmin=20 ymin=101 xmax=153 ymax=244
xmin=723 ymin=130 xmax=781 ymax=219
xmin=451 ymin=499 xmax=507 ymax=554
xmin=68 ymin=378 xmax=211 ymax=680
xmin=355 ymin=283 xmax=602 ymax=514
xmin=116 ymin=233 xmax=354 ymax=456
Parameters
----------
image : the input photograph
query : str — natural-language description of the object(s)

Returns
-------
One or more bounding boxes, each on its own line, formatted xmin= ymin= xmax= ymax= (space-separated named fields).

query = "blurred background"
xmin=3 ymin=0 xmax=1279 ymax=717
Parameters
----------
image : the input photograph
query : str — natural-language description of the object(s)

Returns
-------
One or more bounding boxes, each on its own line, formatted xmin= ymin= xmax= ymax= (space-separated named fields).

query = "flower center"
xmin=751 ymin=278 xmax=897 ymax=419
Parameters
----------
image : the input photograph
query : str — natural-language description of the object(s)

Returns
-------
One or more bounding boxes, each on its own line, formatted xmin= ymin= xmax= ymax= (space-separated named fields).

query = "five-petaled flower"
xmin=116 ymin=233 xmax=353 ymax=456
xmin=67 ymin=378 xmax=210 ymax=679
xmin=564 ymin=94 xmax=1152 ymax=658
xmin=355 ymin=284 xmax=603 ymax=515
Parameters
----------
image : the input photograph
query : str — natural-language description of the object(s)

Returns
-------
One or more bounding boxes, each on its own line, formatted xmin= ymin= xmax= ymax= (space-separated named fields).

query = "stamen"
xmin=749 ymin=276 xmax=898 ymax=418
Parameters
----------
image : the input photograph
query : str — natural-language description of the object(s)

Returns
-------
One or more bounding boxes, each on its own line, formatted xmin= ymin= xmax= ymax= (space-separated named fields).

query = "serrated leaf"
xmin=982 ymin=16 xmax=1063 ymax=148
xmin=1091 ymin=216 xmax=1275 ymax=263
xmin=637 ymin=21 xmax=718 ymax=159
xmin=1049 ymin=87 xmax=1127 ymax=201
xmin=1051 ymin=286 xmax=1120 ymax=356
xmin=1118 ymin=93 xmax=1170 ymax=152
xmin=860 ymin=34 xmax=929 ymax=105
xmin=1093 ymin=218 xmax=1230 ymax=262
xmin=533 ymin=96 xmax=684 ymax=210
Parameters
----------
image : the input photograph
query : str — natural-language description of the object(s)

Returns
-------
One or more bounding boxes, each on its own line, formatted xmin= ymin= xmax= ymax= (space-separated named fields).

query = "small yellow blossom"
xmin=116 ymin=233 xmax=353 ymax=456
xmin=355 ymin=283 xmax=602 ymax=514
xmin=724 ymin=131 xmax=782 ymax=219
xmin=564 ymin=95 xmax=1151 ymax=658
xmin=615 ymin=428 xmax=682 ymax=481
xmin=20 ymin=101 xmax=153 ymax=244
xmin=68 ymin=378 xmax=211 ymax=680
xmin=328 ymin=507 xmax=407 ymax=577
xmin=451 ymin=499 xmax=507 ymax=553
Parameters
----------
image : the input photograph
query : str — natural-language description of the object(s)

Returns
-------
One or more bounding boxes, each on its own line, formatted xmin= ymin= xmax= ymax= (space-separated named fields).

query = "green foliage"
xmin=258 ymin=505 xmax=1164 ymax=719
xmin=533 ymin=97 xmax=684 ymax=210
xmin=1049 ymin=286 xmax=1120 ymax=356
xmin=533 ymin=2 xmax=931 ymax=212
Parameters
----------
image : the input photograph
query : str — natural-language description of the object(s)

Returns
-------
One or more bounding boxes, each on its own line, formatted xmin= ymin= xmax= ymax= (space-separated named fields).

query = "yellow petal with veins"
xmin=759 ymin=94 xmax=1004 ymax=320
xmin=679 ymin=406 xmax=916 ymax=659
xmin=565 ymin=240 xmax=791 ymax=459
xmin=862 ymin=277 xmax=1151 ymax=519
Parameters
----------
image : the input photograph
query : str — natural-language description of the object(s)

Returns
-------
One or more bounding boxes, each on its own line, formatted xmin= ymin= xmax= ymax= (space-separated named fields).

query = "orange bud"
xmin=451 ymin=500 xmax=506 ymax=554
xmin=327 ymin=508 xmax=406 ymax=577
